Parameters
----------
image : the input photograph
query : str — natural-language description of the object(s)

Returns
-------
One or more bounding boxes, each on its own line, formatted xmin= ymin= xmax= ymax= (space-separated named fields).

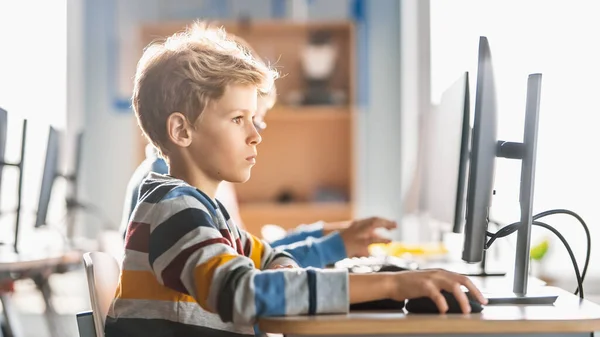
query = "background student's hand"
xmin=385 ymin=269 xmax=488 ymax=314
xmin=339 ymin=217 xmax=397 ymax=257
xmin=322 ymin=220 xmax=351 ymax=236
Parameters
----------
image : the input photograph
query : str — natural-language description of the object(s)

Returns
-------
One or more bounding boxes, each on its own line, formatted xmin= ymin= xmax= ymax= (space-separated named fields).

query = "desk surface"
xmin=0 ymin=247 xmax=81 ymax=272
xmin=258 ymin=285 xmax=600 ymax=335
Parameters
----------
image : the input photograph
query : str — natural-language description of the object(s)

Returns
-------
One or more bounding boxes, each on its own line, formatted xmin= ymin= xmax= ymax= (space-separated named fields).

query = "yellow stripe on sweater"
xmin=193 ymin=254 xmax=238 ymax=311
xmin=248 ymin=234 xmax=265 ymax=269
xmin=115 ymin=270 xmax=196 ymax=303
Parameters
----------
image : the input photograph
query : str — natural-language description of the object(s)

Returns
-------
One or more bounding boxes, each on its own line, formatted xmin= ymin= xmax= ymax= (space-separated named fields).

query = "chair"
xmin=77 ymin=252 xmax=120 ymax=337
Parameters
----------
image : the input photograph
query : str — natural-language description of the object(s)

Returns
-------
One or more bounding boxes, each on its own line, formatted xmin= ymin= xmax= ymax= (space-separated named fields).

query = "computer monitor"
xmin=73 ymin=132 xmax=83 ymax=182
xmin=35 ymin=126 xmax=60 ymax=228
xmin=422 ymin=72 xmax=470 ymax=234
xmin=65 ymin=131 xmax=83 ymax=200
xmin=0 ymin=108 xmax=7 ymax=200
xmin=0 ymin=108 xmax=29 ymax=252
xmin=462 ymin=36 xmax=498 ymax=264
xmin=461 ymin=37 xmax=554 ymax=303
xmin=65 ymin=131 xmax=84 ymax=239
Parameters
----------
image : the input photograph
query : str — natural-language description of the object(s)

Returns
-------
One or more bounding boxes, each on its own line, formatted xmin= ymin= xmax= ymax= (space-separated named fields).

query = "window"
xmin=0 ymin=1 xmax=67 ymax=248
xmin=431 ymin=0 xmax=600 ymax=281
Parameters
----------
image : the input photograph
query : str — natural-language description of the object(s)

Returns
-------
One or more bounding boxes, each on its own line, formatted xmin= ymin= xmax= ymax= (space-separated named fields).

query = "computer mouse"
xmin=350 ymin=298 xmax=405 ymax=311
xmin=378 ymin=264 xmax=411 ymax=272
xmin=405 ymin=290 xmax=484 ymax=314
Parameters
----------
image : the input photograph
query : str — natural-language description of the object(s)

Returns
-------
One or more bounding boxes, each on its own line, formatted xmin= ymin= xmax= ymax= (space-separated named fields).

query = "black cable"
xmin=532 ymin=220 xmax=584 ymax=299
xmin=485 ymin=219 xmax=585 ymax=298
xmin=532 ymin=209 xmax=590 ymax=296
xmin=485 ymin=220 xmax=520 ymax=248
xmin=487 ymin=209 xmax=590 ymax=295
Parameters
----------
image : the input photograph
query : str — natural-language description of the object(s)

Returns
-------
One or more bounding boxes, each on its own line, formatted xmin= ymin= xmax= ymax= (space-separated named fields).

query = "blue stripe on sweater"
xmin=253 ymin=272 xmax=286 ymax=316
xmin=149 ymin=207 xmax=217 ymax=265
xmin=307 ymin=269 xmax=317 ymax=315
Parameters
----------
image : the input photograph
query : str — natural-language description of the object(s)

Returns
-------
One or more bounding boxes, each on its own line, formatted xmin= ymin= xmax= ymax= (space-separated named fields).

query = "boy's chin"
xmin=224 ymin=172 xmax=252 ymax=184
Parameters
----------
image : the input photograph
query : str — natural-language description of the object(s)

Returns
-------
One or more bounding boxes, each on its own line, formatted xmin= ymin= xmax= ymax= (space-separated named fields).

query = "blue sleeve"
xmin=277 ymin=232 xmax=347 ymax=268
xmin=270 ymin=222 xmax=325 ymax=247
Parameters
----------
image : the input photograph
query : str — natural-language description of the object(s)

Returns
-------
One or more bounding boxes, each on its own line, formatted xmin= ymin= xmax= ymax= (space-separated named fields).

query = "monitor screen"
xmin=462 ymin=36 xmax=498 ymax=263
xmin=35 ymin=126 xmax=60 ymax=228
xmin=0 ymin=108 xmax=7 ymax=203
xmin=69 ymin=131 xmax=83 ymax=197
xmin=422 ymin=72 xmax=470 ymax=234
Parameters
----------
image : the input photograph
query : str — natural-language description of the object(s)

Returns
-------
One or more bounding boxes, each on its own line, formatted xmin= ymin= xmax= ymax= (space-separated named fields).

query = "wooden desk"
xmin=0 ymin=248 xmax=81 ymax=271
xmin=0 ymin=246 xmax=82 ymax=337
xmin=258 ymin=286 xmax=600 ymax=337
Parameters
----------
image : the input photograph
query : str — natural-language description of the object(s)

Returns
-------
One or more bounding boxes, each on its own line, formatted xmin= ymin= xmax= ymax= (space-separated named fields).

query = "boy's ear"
xmin=166 ymin=112 xmax=193 ymax=148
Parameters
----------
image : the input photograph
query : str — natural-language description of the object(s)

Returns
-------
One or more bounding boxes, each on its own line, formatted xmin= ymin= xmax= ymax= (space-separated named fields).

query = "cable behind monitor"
xmin=487 ymin=208 xmax=591 ymax=299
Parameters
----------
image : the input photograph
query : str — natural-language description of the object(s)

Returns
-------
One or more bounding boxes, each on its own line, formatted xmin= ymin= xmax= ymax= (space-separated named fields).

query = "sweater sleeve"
xmin=144 ymin=187 xmax=349 ymax=325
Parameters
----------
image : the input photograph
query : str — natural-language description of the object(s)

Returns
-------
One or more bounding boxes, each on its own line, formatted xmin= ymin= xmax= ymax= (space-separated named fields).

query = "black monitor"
xmin=35 ymin=127 xmax=60 ymax=228
xmin=65 ymin=131 xmax=84 ymax=239
xmin=461 ymin=37 xmax=555 ymax=304
xmin=0 ymin=108 xmax=28 ymax=252
xmin=73 ymin=132 xmax=83 ymax=182
xmin=66 ymin=131 xmax=84 ymax=201
xmin=422 ymin=72 xmax=470 ymax=234
xmin=462 ymin=36 xmax=498 ymax=264
xmin=0 ymin=108 xmax=7 ymax=200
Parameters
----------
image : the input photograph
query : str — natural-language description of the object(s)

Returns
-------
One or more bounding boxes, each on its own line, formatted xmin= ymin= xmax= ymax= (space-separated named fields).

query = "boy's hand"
xmin=385 ymin=269 xmax=488 ymax=314
xmin=272 ymin=264 xmax=295 ymax=269
xmin=339 ymin=217 xmax=397 ymax=257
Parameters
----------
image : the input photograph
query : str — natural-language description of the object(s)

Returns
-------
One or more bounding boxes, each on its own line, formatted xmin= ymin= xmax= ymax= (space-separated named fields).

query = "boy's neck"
xmin=168 ymin=160 xmax=220 ymax=199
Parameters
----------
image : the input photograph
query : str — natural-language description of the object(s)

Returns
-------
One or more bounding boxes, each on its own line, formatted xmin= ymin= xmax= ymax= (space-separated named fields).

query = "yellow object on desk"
xmin=369 ymin=242 xmax=448 ymax=258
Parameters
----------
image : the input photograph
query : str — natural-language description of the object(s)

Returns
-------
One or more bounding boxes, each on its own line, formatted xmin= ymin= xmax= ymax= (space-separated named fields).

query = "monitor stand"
xmin=484 ymin=289 xmax=559 ymax=305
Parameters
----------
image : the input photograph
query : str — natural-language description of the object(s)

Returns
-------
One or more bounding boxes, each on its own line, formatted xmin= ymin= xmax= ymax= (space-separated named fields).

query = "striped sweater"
xmin=105 ymin=173 xmax=349 ymax=337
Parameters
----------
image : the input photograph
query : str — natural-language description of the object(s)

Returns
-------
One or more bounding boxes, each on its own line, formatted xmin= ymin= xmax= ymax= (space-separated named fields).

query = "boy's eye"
xmin=232 ymin=116 xmax=243 ymax=124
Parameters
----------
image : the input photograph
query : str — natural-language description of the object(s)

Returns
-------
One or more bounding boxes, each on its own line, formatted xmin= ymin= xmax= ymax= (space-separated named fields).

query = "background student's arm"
xmin=269 ymin=217 xmax=398 ymax=268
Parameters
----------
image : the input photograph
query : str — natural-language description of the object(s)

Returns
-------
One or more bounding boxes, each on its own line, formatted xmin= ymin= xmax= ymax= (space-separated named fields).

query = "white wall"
xmin=353 ymin=0 xmax=404 ymax=230
xmin=81 ymin=0 xmax=140 ymax=235
xmin=0 ymin=1 xmax=68 ymax=249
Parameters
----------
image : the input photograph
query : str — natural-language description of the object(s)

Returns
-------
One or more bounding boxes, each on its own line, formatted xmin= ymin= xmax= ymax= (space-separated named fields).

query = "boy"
xmin=106 ymin=22 xmax=486 ymax=337
xmin=119 ymin=35 xmax=394 ymax=269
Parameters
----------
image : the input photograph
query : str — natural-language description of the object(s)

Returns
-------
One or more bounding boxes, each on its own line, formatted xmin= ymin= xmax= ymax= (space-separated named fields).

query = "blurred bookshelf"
xmin=136 ymin=19 xmax=356 ymax=235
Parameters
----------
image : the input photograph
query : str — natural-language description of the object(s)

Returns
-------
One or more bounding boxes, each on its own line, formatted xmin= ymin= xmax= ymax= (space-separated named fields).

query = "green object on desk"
xmin=530 ymin=238 xmax=549 ymax=261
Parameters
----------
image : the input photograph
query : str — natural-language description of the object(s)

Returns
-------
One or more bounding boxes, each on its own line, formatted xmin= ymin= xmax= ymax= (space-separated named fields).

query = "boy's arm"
xmin=146 ymin=189 xmax=348 ymax=324
xmin=238 ymin=228 xmax=299 ymax=269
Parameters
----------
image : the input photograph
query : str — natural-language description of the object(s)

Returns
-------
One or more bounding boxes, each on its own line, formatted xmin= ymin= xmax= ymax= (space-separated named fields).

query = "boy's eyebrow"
xmin=225 ymin=108 xmax=256 ymax=114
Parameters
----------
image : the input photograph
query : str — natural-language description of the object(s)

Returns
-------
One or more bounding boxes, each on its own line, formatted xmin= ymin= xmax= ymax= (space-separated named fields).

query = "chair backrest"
xmin=82 ymin=251 xmax=120 ymax=336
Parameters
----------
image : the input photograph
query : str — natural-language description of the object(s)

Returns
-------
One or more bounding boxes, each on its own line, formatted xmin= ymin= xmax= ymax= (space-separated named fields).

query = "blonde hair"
xmin=229 ymin=35 xmax=278 ymax=111
xmin=133 ymin=21 xmax=278 ymax=156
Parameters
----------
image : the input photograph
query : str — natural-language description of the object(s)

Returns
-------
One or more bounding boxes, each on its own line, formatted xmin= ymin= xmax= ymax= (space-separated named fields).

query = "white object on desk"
xmin=261 ymin=224 xmax=287 ymax=243
xmin=373 ymin=227 xmax=393 ymax=242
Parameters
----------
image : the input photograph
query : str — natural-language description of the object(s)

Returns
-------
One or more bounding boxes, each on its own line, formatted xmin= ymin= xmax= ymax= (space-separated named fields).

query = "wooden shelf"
xmin=239 ymin=201 xmax=352 ymax=235
xmin=140 ymin=20 xmax=353 ymax=35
